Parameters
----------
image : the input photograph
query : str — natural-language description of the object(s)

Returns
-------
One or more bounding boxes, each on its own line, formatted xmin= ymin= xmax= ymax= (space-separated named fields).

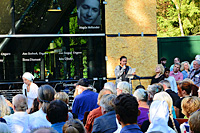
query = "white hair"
xmin=117 ymin=81 xmax=131 ymax=94
xmin=0 ymin=95 xmax=11 ymax=117
xmin=12 ymin=94 xmax=28 ymax=111
xmin=100 ymin=94 xmax=116 ymax=112
xmin=195 ymin=55 xmax=200 ymax=60
xmin=104 ymin=82 xmax=117 ymax=95
xmin=133 ymin=89 xmax=148 ymax=102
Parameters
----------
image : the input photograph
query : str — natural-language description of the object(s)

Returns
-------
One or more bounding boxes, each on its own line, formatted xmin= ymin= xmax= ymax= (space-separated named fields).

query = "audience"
xmin=170 ymin=57 xmax=181 ymax=71
xmin=0 ymin=94 xmax=11 ymax=122
xmin=4 ymin=94 xmax=29 ymax=133
xmin=117 ymin=81 xmax=132 ymax=95
xmin=0 ymin=122 xmax=11 ymax=133
xmin=188 ymin=110 xmax=200 ymax=133
xmin=63 ymin=119 xmax=86 ymax=133
xmin=150 ymin=64 xmax=164 ymax=85
xmin=146 ymin=100 xmax=175 ymax=133
xmin=160 ymin=57 xmax=167 ymax=68
xmin=180 ymin=61 xmax=190 ymax=80
xmin=114 ymin=93 xmax=142 ymax=133
xmin=85 ymin=89 xmax=113 ymax=133
xmin=133 ymin=89 xmax=149 ymax=125
xmin=28 ymin=84 xmax=56 ymax=130
xmin=92 ymin=94 xmax=117 ymax=133
xmin=147 ymin=83 xmax=163 ymax=105
xmin=135 ymin=85 xmax=145 ymax=90
xmin=103 ymin=82 xmax=117 ymax=95
xmin=47 ymin=100 xmax=68 ymax=133
xmin=72 ymin=78 xmax=99 ymax=121
xmin=188 ymin=60 xmax=200 ymax=87
xmin=170 ymin=63 xmax=183 ymax=81
xmin=32 ymin=127 xmax=58 ymax=133
xmin=54 ymin=92 xmax=73 ymax=120
xmin=28 ymin=98 xmax=39 ymax=114
xmin=180 ymin=96 xmax=200 ymax=133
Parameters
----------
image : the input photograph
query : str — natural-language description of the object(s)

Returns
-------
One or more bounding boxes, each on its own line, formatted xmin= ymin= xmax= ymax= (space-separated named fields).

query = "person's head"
xmin=164 ymin=68 xmax=170 ymax=78
xmin=147 ymin=84 xmax=164 ymax=100
xmin=77 ymin=0 xmax=100 ymax=25
xmin=30 ymin=98 xmax=39 ymax=114
xmin=193 ymin=60 xmax=200 ymax=70
xmin=174 ymin=57 xmax=180 ymax=64
xmin=0 ymin=95 xmax=10 ymax=117
xmin=97 ymin=89 xmax=113 ymax=105
xmin=173 ymin=63 xmax=181 ymax=73
xmin=189 ymin=110 xmax=200 ymax=133
xmin=133 ymin=89 xmax=148 ymax=103
xmin=103 ymin=82 xmax=117 ymax=95
xmin=160 ymin=57 xmax=167 ymax=65
xmin=32 ymin=127 xmax=58 ymax=133
xmin=114 ymin=93 xmax=139 ymax=125
xmin=12 ymin=94 xmax=28 ymax=112
xmin=100 ymin=94 xmax=116 ymax=114
xmin=195 ymin=55 xmax=200 ymax=60
xmin=155 ymin=64 xmax=164 ymax=74
xmin=120 ymin=56 xmax=127 ymax=66
xmin=159 ymin=80 xmax=171 ymax=90
xmin=22 ymin=72 xmax=34 ymax=85
xmin=75 ymin=78 xmax=90 ymax=95
xmin=180 ymin=81 xmax=192 ymax=96
xmin=54 ymin=92 xmax=69 ymax=104
xmin=38 ymin=85 xmax=56 ymax=113
xmin=180 ymin=61 xmax=190 ymax=71
xmin=135 ymin=85 xmax=145 ymax=90
xmin=181 ymin=96 xmax=200 ymax=118
xmin=47 ymin=100 xmax=68 ymax=124
xmin=0 ymin=122 xmax=11 ymax=133
xmin=117 ymin=81 xmax=131 ymax=95
xmin=63 ymin=119 xmax=86 ymax=133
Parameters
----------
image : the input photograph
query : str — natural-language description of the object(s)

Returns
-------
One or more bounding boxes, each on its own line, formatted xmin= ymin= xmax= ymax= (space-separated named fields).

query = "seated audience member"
xmin=180 ymin=97 xmax=200 ymax=133
xmin=72 ymin=78 xmax=99 ymax=121
xmin=103 ymin=82 xmax=117 ymax=95
xmin=151 ymin=64 xmax=164 ymax=85
xmin=114 ymin=93 xmax=142 ymax=133
xmin=160 ymin=57 xmax=167 ymax=68
xmin=47 ymin=100 xmax=68 ymax=133
xmin=174 ymin=81 xmax=192 ymax=118
xmin=147 ymin=84 xmax=163 ymax=105
xmin=117 ymin=81 xmax=132 ymax=95
xmin=153 ymin=92 xmax=180 ymax=132
xmin=0 ymin=94 xmax=11 ymax=123
xmin=164 ymin=68 xmax=178 ymax=93
xmin=32 ymin=127 xmax=58 ymax=133
xmin=54 ymin=92 xmax=73 ymax=120
xmin=63 ymin=119 xmax=86 ymax=133
xmin=170 ymin=57 xmax=181 ymax=71
xmin=190 ymin=55 xmax=200 ymax=70
xmin=146 ymin=100 xmax=175 ymax=133
xmin=170 ymin=63 xmax=183 ymax=81
xmin=28 ymin=85 xmax=56 ymax=131
xmin=4 ymin=94 xmax=29 ymax=133
xmin=28 ymin=98 xmax=39 ymax=114
xmin=135 ymin=85 xmax=145 ymax=90
xmin=85 ymin=89 xmax=113 ymax=133
xmin=180 ymin=61 xmax=190 ymax=80
xmin=92 ymin=94 xmax=117 ymax=133
xmin=133 ymin=89 xmax=149 ymax=125
xmin=159 ymin=80 xmax=180 ymax=106
xmin=0 ymin=122 xmax=11 ymax=133
xmin=188 ymin=110 xmax=200 ymax=133
xmin=188 ymin=60 xmax=200 ymax=87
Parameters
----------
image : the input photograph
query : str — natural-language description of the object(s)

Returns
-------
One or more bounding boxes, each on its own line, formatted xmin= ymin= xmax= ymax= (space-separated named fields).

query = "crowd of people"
xmin=0 ymin=55 xmax=200 ymax=133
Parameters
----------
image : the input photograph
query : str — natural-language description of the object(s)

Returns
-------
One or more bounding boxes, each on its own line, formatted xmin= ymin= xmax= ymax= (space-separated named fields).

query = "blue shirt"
xmin=51 ymin=122 xmax=66 ymax=133
xmin=182 ymin=70 xmax=189 ymax=80
xmin=72 ymin=90 xmax=99 ymax=121
xmin=120 ymin=124 xmax=143 ymax=133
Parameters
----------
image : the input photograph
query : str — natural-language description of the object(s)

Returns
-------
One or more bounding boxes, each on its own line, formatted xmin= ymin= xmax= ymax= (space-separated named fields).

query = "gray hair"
xmin=117 ymin=81 xmax=131 ymax=94
xmin=0 ymin=95 xmax=11 ymax=117
xmin=12 ymin=94 xmax=28 ymax=111
xmin=104 ymin=82 xmax=117 ymax=95
xmin=38 ymin=85 xmax=56 ymax=113
xmin=31 ymin=127 xmax=58 ymax=133
xmin=147 ymin=84 xmax=164 ymax=99
xmin=159 ymin=80 xmax=171 ymax=89
xmin=100 ymin=94 xmax=117 ymax=112
xmin=194 ymin=60 xmax=200 ymax=65
xmin=0 ymin=122 xmax=11 ymax=133
xmin=195 ymin=55 xmax=200 ymax=60
xmin=133 ymin=89 xmax=148 ymax=102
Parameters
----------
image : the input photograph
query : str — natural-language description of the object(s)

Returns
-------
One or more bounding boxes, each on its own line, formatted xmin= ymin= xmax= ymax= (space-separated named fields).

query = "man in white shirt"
xmin=4 ymin=94 xmax=29 ymax=133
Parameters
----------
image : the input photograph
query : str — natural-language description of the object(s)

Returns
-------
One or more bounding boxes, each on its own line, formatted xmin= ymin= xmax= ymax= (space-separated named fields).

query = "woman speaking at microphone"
xmin=22 ymin=72 xmax=39 ymax=110
xmin=115 ymin=56 xmax=136 ymax=86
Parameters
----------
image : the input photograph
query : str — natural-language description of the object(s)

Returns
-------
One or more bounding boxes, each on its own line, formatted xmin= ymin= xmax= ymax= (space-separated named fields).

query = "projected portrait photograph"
xmin=76 ymin=0 xmax=101 ymax=26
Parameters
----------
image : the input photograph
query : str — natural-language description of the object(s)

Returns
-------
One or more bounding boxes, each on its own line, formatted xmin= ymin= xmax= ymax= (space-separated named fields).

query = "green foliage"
xmin=157 ymin=0 xmax=200 ymax=37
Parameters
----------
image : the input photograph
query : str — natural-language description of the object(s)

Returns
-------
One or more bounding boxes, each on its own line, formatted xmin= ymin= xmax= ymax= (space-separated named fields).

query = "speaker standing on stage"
xmin=115 ymin=56 xmax=136 ymax=85
xmin=22 ymin=72 xmax=38 ymax=109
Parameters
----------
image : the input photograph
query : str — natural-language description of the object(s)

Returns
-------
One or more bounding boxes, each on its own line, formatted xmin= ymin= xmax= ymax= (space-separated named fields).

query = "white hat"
xmin=22 ymin=72 xmax=34 ymax=82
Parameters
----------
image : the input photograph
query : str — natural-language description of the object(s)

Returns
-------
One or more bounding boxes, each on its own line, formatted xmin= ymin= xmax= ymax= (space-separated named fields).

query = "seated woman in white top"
xmin=22 ymin=72 xmax=39 ymax=109
xmin=28 ymin=85 xmax=56 ymax=131
xmin=164 ymin=68 xmax=178 ymax=93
